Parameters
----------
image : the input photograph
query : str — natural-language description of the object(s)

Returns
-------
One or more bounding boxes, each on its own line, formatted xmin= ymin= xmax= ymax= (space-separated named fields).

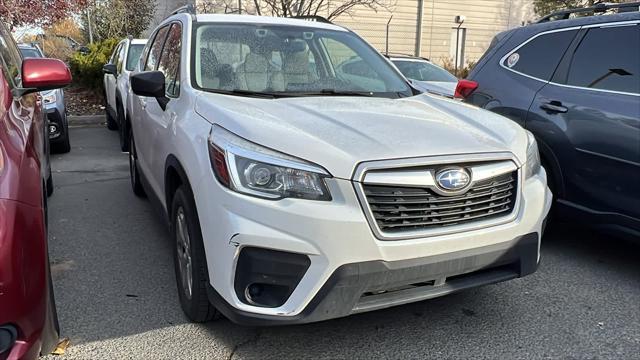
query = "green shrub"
xmin=69 ymin=38 xmax=119 ymax=89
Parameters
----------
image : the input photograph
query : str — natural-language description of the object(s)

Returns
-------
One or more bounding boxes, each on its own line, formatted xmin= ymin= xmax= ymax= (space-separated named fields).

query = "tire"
xmin=46 ymin=174 xmax=54 ymax=197
xmin=40 ymin=260 xmax=61 ymax=355
xmin=51 ymin=112 xmax=71 ymax=154
xmin=52 ymin=117 xmax=71 ymax=154
xmin=129 ymin=132 xmax=146 ymax=197
xmin=40 ymin=191 xmax=60 ymax=355
xmin=105 ymin=95 xmax=118 ymax=131
xmin=53 ymin=136 xmax=71 ymax=153
xmin=171 ymin=186 xmax=220 ymax=322
xmin=118 ymin=106 xmax=129 ymax=152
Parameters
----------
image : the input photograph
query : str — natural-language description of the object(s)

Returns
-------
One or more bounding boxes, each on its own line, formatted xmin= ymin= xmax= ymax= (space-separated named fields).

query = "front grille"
xmin=363 ymin=171 xmax=517 ymax=233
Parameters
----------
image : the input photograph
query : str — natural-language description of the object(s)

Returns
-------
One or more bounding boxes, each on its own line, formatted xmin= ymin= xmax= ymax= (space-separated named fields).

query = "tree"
xmin=80 ymin=0 xmax=156 ymax=42
xmin=39 ymin=18 xmax=85 ymax=60
xmin=0 ymin=0 xmax=87 ymax=29
xmin=197 ymin=0 xmax=393 ymax=20
xmin=533 ymin=0 xmax=625 ymax=17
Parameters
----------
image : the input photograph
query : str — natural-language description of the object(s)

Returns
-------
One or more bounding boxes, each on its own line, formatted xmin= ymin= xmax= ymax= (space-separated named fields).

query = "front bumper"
xmin=208 ymin=232 xmax=538 ymax=325
xmin=194 ymin=165 xmax=551 ymax=324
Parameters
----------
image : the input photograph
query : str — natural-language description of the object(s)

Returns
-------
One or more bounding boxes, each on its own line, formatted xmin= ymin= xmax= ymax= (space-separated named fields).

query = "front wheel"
xmin=52 ymin=115 xmax=71 ymax=154
xmin=171 ymin=186 xmax=220 ymax=322
xmin=105 ymin=106 xmax=117 ymax=131
xmin=129 ymin=132 xmax=146 ymax=197
xmin=118 ymin=106 xmax=129 ymax=152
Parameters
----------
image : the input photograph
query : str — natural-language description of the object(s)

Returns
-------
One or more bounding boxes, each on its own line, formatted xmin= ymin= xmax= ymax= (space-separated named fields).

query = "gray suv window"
xmin=505 ymin=30 xmax=577 ymax=81
xmin=567 ymin=25 xmax=639 ymax=94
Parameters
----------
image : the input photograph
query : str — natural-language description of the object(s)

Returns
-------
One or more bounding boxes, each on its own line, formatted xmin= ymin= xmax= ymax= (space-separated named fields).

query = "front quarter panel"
xmin=0 ymin=71 xmax=45 ymax=207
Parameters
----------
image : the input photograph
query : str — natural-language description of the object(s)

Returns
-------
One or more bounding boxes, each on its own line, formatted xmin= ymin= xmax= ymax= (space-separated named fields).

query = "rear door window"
xmin=157 ymin=24 xmax=182 ymax=97
xmin=110 ymin=43 xmax=123 ymax=64
xmin=566 ymin=25 xmax=639 ymax=94
xmin=116 ymin=43 xmax=126 ymax=74
xmin=145 ymin=25 xmax=170 ymax=71
xmin=504 ymin=29 xmax=578 ymax=81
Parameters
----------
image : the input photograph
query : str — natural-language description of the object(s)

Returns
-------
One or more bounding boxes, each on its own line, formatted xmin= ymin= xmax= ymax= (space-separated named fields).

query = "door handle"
xmin=540 ymin=101 xmax=568 ymax=113
xmin=140 ymin=98 xmax=147 ymax=110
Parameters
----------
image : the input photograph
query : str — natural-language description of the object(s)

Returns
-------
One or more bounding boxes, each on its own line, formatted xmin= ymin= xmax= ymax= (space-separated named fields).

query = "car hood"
xmin=195 ymin=93 xmax=527 ymax=179
xmin=411 ymin=80 xmax=457 ymax=97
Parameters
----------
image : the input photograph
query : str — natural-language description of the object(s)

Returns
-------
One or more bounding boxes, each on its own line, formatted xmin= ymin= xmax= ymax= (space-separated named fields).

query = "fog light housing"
xmin=234 ymin=247 xmax=311 ymax=308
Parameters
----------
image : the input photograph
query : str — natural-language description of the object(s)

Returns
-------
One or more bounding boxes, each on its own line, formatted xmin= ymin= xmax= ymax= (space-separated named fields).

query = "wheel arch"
xmin=164 ymin=155 xmax=191 ymax=216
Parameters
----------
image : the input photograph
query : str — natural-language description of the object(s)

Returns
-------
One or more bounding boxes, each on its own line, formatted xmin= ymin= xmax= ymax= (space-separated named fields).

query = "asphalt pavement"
xmin=45 ymin=123 xmax=640 ymax=359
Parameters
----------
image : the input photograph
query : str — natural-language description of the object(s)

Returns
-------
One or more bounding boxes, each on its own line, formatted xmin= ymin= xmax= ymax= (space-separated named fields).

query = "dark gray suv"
xmin=463 ymin=4 xmax=639 ymax=238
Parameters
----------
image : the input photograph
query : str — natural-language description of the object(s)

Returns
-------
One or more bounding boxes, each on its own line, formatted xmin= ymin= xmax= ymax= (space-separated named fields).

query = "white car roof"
xmin=130 ymin=39 xmax=148 ymax=45
xmin=389 ymin=57 xmax=430 ymax=63
xmin=194 ymin=14 xmax=348 ymax=32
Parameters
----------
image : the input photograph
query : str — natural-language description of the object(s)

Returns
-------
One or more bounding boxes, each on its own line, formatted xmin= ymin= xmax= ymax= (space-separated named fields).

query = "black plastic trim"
xmin=234 ymin=247 xmax=311 ymax=308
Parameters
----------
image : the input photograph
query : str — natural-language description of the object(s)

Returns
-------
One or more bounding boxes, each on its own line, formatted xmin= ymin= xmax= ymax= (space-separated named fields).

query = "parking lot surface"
xmin=46 ymin=124 xmax=640 ymax=359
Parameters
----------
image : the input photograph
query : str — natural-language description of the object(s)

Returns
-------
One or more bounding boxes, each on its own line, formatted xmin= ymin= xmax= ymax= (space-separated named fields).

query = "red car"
xmin=0 ymin=23 xmax=71 ymax=360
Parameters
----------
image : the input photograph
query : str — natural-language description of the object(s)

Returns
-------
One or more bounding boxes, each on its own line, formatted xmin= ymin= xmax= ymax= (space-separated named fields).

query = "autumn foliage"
xmin=0 ymin=0 xmax=87 ymax=28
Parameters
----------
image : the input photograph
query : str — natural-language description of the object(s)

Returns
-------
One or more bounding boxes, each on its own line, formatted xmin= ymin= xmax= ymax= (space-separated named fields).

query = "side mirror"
xmin=131 ymin=71 xmax=169 ymax=110
xmin=103 ymin=63 xmax=117 ymax=75
xmin=21 ymin=58 xmax=71 ymax=94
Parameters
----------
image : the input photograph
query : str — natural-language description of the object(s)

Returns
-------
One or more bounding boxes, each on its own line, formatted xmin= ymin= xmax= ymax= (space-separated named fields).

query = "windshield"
xmin=192 ymin=24 xmax=412 ymax=98
xmin=19 ymin=47 xmax=42 ymax=58
xmin=126 ymin=44 xmax=145 ymax=71
xmin=392 ymin=60 xmax=457 ymax=83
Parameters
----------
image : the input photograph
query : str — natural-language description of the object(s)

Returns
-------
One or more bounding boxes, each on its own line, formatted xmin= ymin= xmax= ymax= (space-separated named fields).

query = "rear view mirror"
xmin=103 ymin=64 xmax=117 ymax=75
xmin=131 ymin=71 xmax=169 ymax=110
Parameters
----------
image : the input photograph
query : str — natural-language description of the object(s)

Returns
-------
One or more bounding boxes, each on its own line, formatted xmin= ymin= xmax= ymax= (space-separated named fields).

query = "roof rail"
xmin=536 ymin=1 xmax=640 ymax=23
xmin=170 ymin=4 xmax=197 ymax=18
xmin=289 ymin=15 xmax=333 ymax=24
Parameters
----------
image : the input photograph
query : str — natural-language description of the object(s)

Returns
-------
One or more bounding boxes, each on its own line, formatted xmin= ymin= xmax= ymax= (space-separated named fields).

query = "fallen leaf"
xmin=52 ymin=338 xmax=70 ymax=355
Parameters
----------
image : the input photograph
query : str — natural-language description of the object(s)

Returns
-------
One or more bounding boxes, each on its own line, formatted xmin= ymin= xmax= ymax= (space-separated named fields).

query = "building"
xmin=159 ymin=0 xmax=535 ymax=67
xmin=333 ymin=0 xmax=535 ymax=67
xmin=147 ymin=0 xmax=195 ymax=36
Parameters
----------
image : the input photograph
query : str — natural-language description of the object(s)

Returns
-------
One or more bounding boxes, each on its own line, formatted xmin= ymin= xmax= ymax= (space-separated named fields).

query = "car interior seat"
xmin=236 ymin=47 xmax=285 ymax=92
xmin=282 ymin=39 xmax=318 ymax=90
xmin=200 ymin=48 xmax=236 ymax=90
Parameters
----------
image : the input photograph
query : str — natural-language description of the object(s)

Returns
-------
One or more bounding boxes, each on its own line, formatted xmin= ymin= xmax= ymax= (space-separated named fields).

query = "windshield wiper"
xmin=291 ymin=89 xmax=375 ymax=97
xmin=206 ymin=89 xmax=278 ymax=99
xmin=205 ymin=88 xmax=376 ymax=99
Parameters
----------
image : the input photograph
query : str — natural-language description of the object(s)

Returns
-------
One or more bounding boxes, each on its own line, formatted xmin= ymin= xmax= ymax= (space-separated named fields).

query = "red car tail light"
xmin=454 ymin=79 xmax=478 ymax=99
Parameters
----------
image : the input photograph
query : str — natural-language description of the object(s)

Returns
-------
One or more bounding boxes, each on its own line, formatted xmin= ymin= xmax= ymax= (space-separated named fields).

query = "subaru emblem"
xmin=435 ymin=167 xmax=471 ymax=192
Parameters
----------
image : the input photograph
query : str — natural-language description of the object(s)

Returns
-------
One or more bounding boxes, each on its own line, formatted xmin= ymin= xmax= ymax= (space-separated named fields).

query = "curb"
xmin=68 ymin=115 xmax=105 ymax=126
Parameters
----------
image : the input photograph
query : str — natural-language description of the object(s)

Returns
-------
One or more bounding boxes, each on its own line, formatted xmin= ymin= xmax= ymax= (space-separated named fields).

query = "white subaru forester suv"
xmin=128 ymin=9 xmax=552 ymax=325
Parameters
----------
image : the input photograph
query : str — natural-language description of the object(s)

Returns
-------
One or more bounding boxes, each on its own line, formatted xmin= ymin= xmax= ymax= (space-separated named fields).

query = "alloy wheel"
xmin=175 ymin=207 xmax=193 ymax=300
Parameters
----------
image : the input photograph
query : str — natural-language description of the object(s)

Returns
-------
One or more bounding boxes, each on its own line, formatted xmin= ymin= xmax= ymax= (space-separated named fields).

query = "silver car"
xmin=18 ymin=43 xmax=70 ymax=153
xmin=388 ymin=54 xmax=458 ymax=97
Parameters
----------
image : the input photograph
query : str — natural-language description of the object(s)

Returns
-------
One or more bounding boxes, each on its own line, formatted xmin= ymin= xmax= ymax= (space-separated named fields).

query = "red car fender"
xmin=0 ymin=199 xmax=48 ymax=360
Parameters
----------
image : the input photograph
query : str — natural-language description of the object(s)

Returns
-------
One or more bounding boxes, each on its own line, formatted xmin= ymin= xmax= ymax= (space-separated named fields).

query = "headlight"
xmin=208 ymin=125 xmax=332 ymax=201
xmin=525 ymin=131 xmax=541 ymax=179
xmin=42 ymin=91 xmax=57 ymax=104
